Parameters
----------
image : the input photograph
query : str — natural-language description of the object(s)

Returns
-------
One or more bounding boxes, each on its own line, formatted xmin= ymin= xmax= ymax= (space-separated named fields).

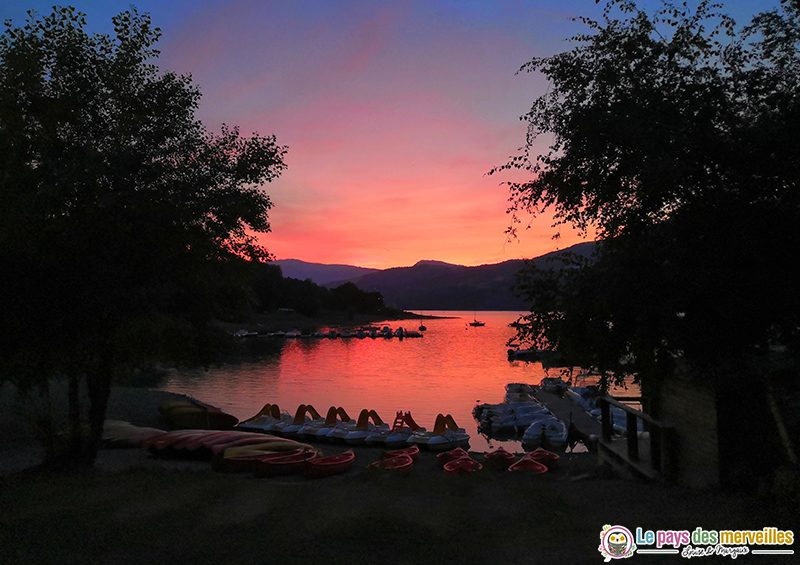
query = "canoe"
xmin=209 ymin=435 xmax=293 ymax=456
xmin=483 ymin=446 xmax=517 ymax=469
xmin=303 ymin=449 xmax=355 ymax=479
xmin=158 ymin=399 xmax=239 ymax=430
xmin=369 ymin=453 xmax=413 ymax=477
xmin=381 ymin=445 xmax=419 ymax=462
xmin=437 ymin=447 xmax=469 ymax=468
xmin=253 ymin=448 xmax=319 ymax=478
xmin=528 ymin=448 xmax=560 ymax=470
xmin=145 ymin=430 xmax=212 ymax=453
xmin=443 ymin=456 xmax=483 ymax=476
xmin=102 ymin=421 xmax=165 ymax=448
xmin=219 ymin=440 xmax=311 ymax=459
xmin=508 ymin=455 xmax=548 ymax=474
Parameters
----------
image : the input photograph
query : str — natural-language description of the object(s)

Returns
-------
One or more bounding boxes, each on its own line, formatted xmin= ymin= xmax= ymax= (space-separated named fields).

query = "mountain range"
xmin=274 ymin=241 xmax=595 ymax=311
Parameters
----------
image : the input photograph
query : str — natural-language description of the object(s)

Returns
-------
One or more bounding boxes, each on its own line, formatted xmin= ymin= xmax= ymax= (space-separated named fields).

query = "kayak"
xmin=437 ymin=447 xmax=469 ymax=468
xmin=508 ymin=454 xmax=548 ymax=474
xmin=213 ymin=447 xmax=308 ymax=474
xmin=528 ymin=448 xmax=560 ymax=470
xmin=253 ymin=448 xmax=319 ymax=478
xmin=483 ymin=446 xmax=517 ymax=469
xmin=381 ymin=445 xmax=419 ymax=462
xmin=369 ymin=453 xmax=413 ymax=477
xmin=443 ymin=456 xmax=483 ymax=476
xmin=304 ymin=449 xmax=355 ymax=479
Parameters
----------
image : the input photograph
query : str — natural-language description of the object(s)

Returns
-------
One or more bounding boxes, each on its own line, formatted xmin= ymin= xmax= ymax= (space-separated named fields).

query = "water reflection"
xmin=160 ymin=311 xmax=556 ymax=452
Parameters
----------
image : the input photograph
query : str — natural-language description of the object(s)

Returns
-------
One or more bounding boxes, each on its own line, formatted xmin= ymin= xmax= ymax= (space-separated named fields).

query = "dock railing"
xmin=597 ymin=395 xmax=676 ymax=481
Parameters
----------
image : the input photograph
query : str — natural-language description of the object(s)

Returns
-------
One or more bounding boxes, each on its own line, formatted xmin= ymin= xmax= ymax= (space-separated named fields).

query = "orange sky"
xmin=2 ymin=0 xmax=775 ymax=268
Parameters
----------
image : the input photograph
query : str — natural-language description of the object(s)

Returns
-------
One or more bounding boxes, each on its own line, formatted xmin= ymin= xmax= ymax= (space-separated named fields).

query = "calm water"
xmin=158 ymin=311 xmax=560 ymax=452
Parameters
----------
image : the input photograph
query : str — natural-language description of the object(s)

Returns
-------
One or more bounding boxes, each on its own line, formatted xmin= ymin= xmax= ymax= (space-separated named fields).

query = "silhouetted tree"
xmin=495 ymin=0 xmax=800 ymax=383
xmin=0 ymin=7 xmax=287 ymax=466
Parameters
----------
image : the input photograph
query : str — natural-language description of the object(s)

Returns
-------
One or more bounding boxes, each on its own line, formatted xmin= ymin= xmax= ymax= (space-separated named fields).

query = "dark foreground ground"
xmin=0 ymin=384 xmax=794 ymax=565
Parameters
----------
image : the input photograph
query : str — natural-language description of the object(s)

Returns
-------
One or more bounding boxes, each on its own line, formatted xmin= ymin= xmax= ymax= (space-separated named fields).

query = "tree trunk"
xmin=67 ymin=370 xmax=82 ymax=456
xmin=84 ymin=352 xmax=113 ymax=467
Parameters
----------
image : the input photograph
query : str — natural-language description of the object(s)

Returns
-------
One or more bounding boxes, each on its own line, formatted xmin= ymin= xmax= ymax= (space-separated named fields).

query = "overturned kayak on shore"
xmin=483 ymin=446 xmax=517 ymax=469
xmin=369 ymin=453 xmax=414 ymax=476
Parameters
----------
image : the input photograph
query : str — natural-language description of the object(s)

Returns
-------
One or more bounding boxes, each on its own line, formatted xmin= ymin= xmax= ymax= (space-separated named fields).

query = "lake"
xmin=158 ymin=311 xmax=583 ymax=452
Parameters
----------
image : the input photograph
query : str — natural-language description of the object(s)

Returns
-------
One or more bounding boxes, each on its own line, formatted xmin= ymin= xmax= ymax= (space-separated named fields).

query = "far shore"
xmin=215 ymin=308 xmax=454 ymax=335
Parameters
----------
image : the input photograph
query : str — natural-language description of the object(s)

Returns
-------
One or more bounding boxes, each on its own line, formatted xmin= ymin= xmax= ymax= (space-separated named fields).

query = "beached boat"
xmin=483 ymin=446 xmax=517 ymax=469
xmin=304 ymin=449 xmax=355 ymax=479
xmin=213 ymin=446 xmax=309 ymax=473
xmin=369 ymin=453 xmax=413 ymax=476
xmin=528 ymin=448 xmax=560 ymax=470
xmin=253 ymin=448 xmax=319 ymax=477
xmin=437 ymin=447 xmax=469 ymax=468
xmin=443 ymin=455 xmax=482 ymax=475
xmin=381 ymin=445 xmax=420 ymax=462
xmin=508 ymin=454 xmax=548 ymax=473
xmin=158 ymin=399 xmax=238 ymax=430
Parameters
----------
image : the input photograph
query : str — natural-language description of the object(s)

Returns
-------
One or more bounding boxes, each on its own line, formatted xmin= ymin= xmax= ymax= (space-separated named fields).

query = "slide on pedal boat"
xmin=304 ymin=449 xmax=355 ymax=479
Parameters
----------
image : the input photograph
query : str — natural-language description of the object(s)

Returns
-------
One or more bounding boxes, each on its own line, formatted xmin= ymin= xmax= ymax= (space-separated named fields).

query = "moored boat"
xmin=369 ymin=453 xmax=413 ymax=476
xmin=508 ymin=454 xmax=548 ymax=473
xmin=252 ymin=448 xmax=319 ymax=477
xmin=443 ymin=455 xmax=482 ymax=476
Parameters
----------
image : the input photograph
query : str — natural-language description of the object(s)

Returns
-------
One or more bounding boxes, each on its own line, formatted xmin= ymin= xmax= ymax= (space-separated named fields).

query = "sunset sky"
xmin=1 ymin=0 xmax=778 ymax=268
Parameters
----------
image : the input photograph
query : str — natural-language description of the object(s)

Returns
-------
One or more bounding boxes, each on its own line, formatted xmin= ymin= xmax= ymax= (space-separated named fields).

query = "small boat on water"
xmin=237 ymin=403 xmax=293 ymax=434
xmin=468 ymin=313 xmax=485 ymax=327
xmin=342 ymin=410 xmax=389 ymax=445
xmin=538 ymin=377 xmax=568 ymax=394
xmin=409 ymin=414 xmax=470 ymax=451
xmin=280 ymin=405 xmax=324 ymax=438
xmin=522 ymin=417 xmax=568 ymax=451
xmin=373 ymin=411 xmax=422 ymax=448
xmin=304 ymin=449 xmax=355 ymax=479
xmin=300 ymin=406 xmax=352 ymax=440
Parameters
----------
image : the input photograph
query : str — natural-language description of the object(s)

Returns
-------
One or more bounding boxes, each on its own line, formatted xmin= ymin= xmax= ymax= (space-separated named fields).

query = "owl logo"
xmin=598 ymin=525 xmax=636 ymax=561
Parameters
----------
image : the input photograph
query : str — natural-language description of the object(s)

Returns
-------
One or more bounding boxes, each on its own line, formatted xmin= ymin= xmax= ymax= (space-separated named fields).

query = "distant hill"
xmin=272 ymin=259 xmax=380 ymax=285
xmin=322 ymin=241 xmax=595 ymax=311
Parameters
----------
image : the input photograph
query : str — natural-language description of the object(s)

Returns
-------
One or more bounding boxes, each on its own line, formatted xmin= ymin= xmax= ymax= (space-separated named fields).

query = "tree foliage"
xmin=495 ymin=0 xmax=800 ymax=385
xmin=0 ymin=7 xmax=287 ymax=465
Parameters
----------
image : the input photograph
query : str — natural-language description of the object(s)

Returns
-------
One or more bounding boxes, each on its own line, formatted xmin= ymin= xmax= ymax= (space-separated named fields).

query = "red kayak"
xmin=437 ymin=447 xmax=469 ymax=468
xmin=508 ymin=455 xmax=548 ymax=474
xmin=443 ymin=456 xmax=482 ymax=476
xmin=253 ymin=448 xmax=319 ymax=478
xmin=528 ymin=448 xmax=560 ymax=470
xmin=304 ymin=449 xmax=355 ymax=479
xmin=381 ymin=445 xmax=419 ymax=462
xmin=213 ymin=447 xmax=308 ymax=474
xmin=484 ymin=446 xmax=516 ymax=469
xmin=369 ymin=453 xmax=413 ymax=476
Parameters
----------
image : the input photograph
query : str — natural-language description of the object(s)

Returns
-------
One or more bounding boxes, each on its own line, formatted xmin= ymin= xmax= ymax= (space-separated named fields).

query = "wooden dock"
xmin=533 ymin=389 xmax=602 ymax=444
